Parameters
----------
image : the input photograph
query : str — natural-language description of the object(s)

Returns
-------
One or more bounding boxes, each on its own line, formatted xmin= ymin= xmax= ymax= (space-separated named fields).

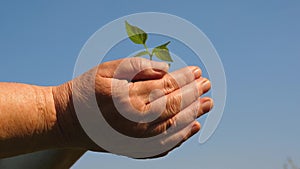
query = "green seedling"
xmin=125 ymin=21 xmax=173 ymax=63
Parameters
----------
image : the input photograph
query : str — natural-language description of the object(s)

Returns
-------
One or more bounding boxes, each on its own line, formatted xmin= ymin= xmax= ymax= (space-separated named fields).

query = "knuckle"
xmin=130 ymin=57 xmax=148 ymax=71
xmin=129 ymin=58 xmax=141 ymax=71
xmin=166 ymin=94 xmax=182 ymax=115
xmin=193 ymin=101 xmax=201 ymax=118
xmin=166 ymin=116 xmax=177 ymax=130
xmin=163 ymin=76 xmax=178 ymax=94
xmin=190 ymin=81 xmax=200 ymax=100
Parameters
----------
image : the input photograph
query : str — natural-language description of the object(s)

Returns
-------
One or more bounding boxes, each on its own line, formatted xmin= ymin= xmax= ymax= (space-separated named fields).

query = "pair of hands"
xmin=53 ymin=58 xmax=213 ymax=158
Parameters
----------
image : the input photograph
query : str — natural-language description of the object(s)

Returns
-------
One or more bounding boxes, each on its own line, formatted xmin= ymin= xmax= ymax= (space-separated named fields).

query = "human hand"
xmin=53 ymin=58 xmax=213 ymax=158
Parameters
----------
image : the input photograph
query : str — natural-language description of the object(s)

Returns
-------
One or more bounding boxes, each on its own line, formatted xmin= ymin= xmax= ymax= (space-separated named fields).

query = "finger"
xmin=152 ymin=121 xmax=200 ymax=159
xmin=98 ymin=58 xmax=169 ymax=80
xmin=137 ymin=120 xmax=200 ymax=159
xmin=131 ymin=68 xmax=167 ymax=81
xmin=162 ymin=97 xmax=213 ymax=133
xmin=164 ymin=121 xmax=200 ymax=155
xmin=198 ymin=97 xmax=214 ymax=118
xmin=147 ymin=78 xmax=211 ymax=123
xmin=144 ymin=66 xmax=202 ymax=101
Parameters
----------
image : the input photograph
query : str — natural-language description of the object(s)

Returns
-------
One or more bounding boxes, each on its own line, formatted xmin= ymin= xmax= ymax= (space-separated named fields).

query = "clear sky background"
xmin=0 ymin=1 xmax=299 ymax=169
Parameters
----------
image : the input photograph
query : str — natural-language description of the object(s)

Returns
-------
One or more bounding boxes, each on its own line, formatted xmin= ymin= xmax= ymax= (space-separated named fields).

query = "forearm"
xmin=0 ymin=149 xmax=86 ymax=169
xmin=0 ymin=82 xmax=65 ymax=158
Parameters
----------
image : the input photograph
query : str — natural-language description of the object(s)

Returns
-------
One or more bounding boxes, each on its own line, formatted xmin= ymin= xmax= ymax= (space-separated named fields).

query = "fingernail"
xmin=192 ymin=123 xmax=200 ymax=133
xmin=193 ymin=68 xmax=201 ymax=78
xmin=202 ymin=99 xmax=213 ymax=113
xmin=201 ymin=79 xmax=211 ymax=91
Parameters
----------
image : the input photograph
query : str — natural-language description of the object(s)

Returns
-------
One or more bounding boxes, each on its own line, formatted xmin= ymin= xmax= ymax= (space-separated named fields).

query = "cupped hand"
xmin=53 ymin=58 xmax=213 ymax=158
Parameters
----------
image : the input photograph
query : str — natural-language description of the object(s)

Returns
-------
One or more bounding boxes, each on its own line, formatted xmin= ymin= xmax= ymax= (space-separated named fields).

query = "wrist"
xmin=32 ymin=85 xmax=67 ymax=149
xmin=52 ymin=82 xmax=103 ymax=151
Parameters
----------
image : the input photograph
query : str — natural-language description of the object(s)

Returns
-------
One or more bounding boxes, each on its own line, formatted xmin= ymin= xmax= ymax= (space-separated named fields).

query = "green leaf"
xmin=154 ymin=41 xmax=170 ymax=51
xmin=152 ymin=41 xmax=173 ymax=62
xmin=153 ymin=50 xmax=173 ymax=62
xmin=125 ymin=21 xmax=148 ymax=44
xmin=133 ymin=50 xmax=149 ymax=57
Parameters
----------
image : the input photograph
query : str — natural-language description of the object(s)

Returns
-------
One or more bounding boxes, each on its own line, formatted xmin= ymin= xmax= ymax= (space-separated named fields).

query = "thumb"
xmin=104 ymin=58 xmax=169 ymax=81
xmin=130 ymin=58 xmax=170 ymax=81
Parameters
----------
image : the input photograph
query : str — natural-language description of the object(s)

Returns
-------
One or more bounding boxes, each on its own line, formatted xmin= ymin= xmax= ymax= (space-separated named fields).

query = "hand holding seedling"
xmin=50 ymin=57 xmax=213 ymax=158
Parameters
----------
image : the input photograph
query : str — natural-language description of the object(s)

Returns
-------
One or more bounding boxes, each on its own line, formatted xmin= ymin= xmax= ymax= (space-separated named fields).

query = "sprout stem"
xmin=143 ymin=43 xmax=152 ymax=60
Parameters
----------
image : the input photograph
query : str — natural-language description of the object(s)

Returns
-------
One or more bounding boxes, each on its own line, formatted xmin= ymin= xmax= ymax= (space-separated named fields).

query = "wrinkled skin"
xmin=53 ymin=58 xmax=213 ymax=158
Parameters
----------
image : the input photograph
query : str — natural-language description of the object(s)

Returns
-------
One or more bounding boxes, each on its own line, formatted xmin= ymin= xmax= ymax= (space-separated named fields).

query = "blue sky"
xmin=1 ymin=1 xmax=300 ymax=169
